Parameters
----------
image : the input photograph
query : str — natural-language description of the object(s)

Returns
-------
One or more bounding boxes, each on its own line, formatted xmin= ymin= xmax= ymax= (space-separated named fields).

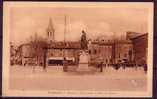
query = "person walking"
xmin=43 ymin=48 xmax=47 ymax=72
xmin=97 ymin=62 xmax=103 ymax=72
xmin=144 ymin=64 xmax=147 ymax=74
xmin=63 ymin=57 xmax=68 ymax=72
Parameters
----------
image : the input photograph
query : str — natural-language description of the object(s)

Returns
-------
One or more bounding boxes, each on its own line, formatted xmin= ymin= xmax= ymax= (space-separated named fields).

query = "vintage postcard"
xmin=2 ymin=2 xmax=153 ymax=97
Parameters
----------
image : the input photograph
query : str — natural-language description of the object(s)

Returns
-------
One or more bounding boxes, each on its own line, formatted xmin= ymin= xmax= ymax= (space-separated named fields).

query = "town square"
xmin=2 ymin=2 xmax=153 ymax=97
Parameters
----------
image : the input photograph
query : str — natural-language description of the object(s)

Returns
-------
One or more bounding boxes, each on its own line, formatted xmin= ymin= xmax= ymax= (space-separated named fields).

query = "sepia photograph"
xmin=2 ymin=2 xmax=153 ymax=97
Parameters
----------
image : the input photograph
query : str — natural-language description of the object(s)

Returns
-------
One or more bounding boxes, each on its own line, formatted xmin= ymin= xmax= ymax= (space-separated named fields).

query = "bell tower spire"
xmin=46 ymin=18 xmax=55 ymax=42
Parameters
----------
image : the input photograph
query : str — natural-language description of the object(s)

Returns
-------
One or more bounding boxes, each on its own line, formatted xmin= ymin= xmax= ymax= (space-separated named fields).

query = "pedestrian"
xmin=63 ymin=57 xmax=68 ymax=72
xmin=100 ymin=62 xmax=103 ymax=72
xmin=43 ymin=49 xmax=47 ymax=72
xmin=98 ymin=62 xmax=103 ymax=72
xmin=144 ymin=64 xmax=147 ymax=74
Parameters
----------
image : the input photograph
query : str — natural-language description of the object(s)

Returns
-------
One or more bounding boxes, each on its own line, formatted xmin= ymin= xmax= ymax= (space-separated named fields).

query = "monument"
xmin=80 ymin=30 xmax=88 ymax=50
xmin=77 ymin=30 xmax=89 ymax=72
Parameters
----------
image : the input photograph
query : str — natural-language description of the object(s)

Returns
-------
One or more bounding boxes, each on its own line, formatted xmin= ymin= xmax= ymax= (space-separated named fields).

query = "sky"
xmin=9 ymin=4 xmax=151 ymax=45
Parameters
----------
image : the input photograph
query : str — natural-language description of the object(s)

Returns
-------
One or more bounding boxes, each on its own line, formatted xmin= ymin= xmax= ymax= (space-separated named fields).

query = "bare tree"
xmin=10 ymin=42 xmax=16 ymax=65
xmin=10 ymin=42 xmax=22 ymax=65
xmin=29 ymin=33 xmax=48 ymax=67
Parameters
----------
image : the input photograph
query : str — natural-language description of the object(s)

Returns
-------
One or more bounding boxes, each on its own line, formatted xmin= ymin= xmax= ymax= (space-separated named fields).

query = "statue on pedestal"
xmin=81 ymin=30 xmax=88 ymax=50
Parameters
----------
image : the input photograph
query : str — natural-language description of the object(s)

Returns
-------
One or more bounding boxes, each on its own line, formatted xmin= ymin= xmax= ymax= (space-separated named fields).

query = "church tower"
xmin=46 ymin=18 xmax=55 ymax=42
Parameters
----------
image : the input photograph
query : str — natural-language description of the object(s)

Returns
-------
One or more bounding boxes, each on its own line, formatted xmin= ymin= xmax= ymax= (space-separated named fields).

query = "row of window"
xmin=118 ymin=50 xmax=132 ymax=58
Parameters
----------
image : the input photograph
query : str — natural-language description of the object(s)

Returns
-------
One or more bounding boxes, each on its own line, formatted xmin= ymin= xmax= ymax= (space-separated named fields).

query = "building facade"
xmin=114 ymin=40 xmax=133 ymax=63
xmin=88 ymin=40 xmax=113 ymax=66
xmin=88 ymin=39 xmax=133 ymax=65
xmin=46 ymin=42 xmax=80 ymax=66
xmin=19 ymin=43 xmax=37 ymax=66
xmin=130 ymin=33 xmax=148 ymax=65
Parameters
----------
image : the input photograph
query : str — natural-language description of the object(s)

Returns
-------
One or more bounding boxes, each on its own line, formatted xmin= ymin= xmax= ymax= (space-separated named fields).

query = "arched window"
xmin=89 ymin=50 xmax=91 ymax=54
xmin=94 ymin=49 xmax=97 ymax=54
xmin=124 ymin=53 xmax=127 ymax=57
xmin=106 ymin=59 xmax=108 ymax=63
xmin=110 ymin=59 xmax=112 ymax=63
xmin=119 ymin=53 xmax=120 ymax=58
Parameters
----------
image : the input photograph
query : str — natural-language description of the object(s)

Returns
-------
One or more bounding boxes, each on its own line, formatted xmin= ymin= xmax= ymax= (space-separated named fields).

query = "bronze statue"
xmin=81 ymin=30 xmax=88 ymax=50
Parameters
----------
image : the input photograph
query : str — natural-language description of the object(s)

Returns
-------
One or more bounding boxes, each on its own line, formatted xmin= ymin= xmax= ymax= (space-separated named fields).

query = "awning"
xmin=48 ymin=57 xmax=64 ymax=60
xmin=66 ymin=57 xmax=75 ymax=61
xmin=48 ymin=56 xmax=75 ymax=61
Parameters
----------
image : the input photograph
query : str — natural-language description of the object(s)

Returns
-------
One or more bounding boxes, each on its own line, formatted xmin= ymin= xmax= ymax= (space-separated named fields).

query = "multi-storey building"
xmin=130 ymin=33 xmax=148 ymax=65
xmin=114 ymin=40 xmax=133 ymax=63
xmin=88 ymin=40 xmax=113 ymax=66
xmin=19 ymin=43 xmax=37 ymax=66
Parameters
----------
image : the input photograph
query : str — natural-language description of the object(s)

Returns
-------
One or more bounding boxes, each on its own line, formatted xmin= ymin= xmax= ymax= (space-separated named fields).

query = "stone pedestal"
xmin=77 ymin=50 xmax=89 ymax=72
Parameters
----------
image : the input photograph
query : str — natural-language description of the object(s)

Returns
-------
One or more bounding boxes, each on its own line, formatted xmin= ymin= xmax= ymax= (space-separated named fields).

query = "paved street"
xmin=9 ymin=65 xmax=147 ymax=91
